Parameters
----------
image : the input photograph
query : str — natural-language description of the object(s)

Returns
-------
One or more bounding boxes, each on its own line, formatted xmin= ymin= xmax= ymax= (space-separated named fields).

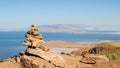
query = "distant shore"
xmin=46 ymin=40 xmax=120 ymax=53
xmin=46 ymin=40 xmax=120 ymax=48
xmin=46 ymin=40 xmax=99 ymax=48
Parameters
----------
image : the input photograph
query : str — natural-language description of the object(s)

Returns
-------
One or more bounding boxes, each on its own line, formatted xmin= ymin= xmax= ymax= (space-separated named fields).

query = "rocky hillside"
xmin=88 ymin=42 xmax=120 ymax=54
xmin=71 ymin=42 xmax=120 ymax=60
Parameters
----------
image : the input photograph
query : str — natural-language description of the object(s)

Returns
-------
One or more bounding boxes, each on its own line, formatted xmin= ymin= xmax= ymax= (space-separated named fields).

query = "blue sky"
xmin=0 ymin=0 xmax=120 ymax=31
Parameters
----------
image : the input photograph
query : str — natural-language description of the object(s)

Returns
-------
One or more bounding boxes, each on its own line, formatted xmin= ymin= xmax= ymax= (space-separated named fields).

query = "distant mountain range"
xmin=37 ymin=24 xmax=94 ymax=33
xmin=36 ymin=24 xmax=120 ymax=34
xmin=1 ymin=24 xmax=120 ymax=34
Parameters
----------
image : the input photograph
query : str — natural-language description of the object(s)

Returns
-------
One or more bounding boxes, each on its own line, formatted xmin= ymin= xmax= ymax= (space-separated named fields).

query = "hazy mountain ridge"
xmin=37 ymin=24 xmax=93 ymax=33
xmin=37 ymin=24 xmax=120 ymax=34
xmin=1 ymin=24 xmax=120 ymax=34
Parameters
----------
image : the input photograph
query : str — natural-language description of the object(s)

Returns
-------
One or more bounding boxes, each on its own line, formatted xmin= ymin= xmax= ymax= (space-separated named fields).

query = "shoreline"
xmin=1 ymin=40 xmax=120 ymax=61
xmin=46 ymin=40 xmax=120 ymax=48
xmin=46 ymin=40 xmax=99 ymax=48
xmin=50 ymin=47 xmax=79 ymax=53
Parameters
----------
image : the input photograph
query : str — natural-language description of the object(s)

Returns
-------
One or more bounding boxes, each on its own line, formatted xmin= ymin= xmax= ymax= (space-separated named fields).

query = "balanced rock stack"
xmin=21 ymin=25 xmax=66 ymax=68
xmin=23 ymin=25 xmax=49 ymax=51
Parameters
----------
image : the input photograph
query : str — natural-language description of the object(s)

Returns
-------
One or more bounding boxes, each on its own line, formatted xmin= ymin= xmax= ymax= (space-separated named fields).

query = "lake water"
xmin=0 ymin=31 xmax=120 ymax=60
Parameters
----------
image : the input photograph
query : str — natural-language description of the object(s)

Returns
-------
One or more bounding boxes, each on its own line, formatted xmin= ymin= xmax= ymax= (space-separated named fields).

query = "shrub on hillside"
xmin=106 ymin=53 xmax=120 ymax=60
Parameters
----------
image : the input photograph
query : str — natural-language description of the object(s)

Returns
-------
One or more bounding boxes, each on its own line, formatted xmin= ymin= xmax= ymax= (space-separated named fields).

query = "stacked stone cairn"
xmin=20 ymin=25 xmax=66 ymax=68
xmin=23 ymin=25 xmax=49 ymax=51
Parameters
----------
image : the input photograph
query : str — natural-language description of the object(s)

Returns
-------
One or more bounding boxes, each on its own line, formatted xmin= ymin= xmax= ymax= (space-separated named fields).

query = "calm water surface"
xmin=0 ymin=31 xmax=120 ymax=60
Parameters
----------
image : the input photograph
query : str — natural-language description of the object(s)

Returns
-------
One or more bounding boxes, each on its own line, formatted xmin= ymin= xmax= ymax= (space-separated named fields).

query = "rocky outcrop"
xmin=71 ymin=42 xmax=120 ymax=61
xmin=80 ymin=54 xmax=109 ymax=64
xmin=26 ymin=48 xmax=66 ymax=67
xmin=21 ymin=25 xmax=66 ymax=68
xmin=20 ymin=55 xmax=55 ymax=68
xmin=71 ymin=42 xmax=120 ymax=56
xmin=71 ymin=42 xmax=112 ymax=65
xmin=0 ymin=56 xmax=21 ymax=68
xmin=88 ymin=42 xmax=120 ymax=55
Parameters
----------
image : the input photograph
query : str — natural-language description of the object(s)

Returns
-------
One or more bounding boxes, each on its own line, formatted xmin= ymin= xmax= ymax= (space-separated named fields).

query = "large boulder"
xmin=80 ymin=54 xmax=109 ymax=64
xmin=20 ymin=55 xmax=55 ymax=68
xmin=26 ymin=48 xmax=66 ymax=67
